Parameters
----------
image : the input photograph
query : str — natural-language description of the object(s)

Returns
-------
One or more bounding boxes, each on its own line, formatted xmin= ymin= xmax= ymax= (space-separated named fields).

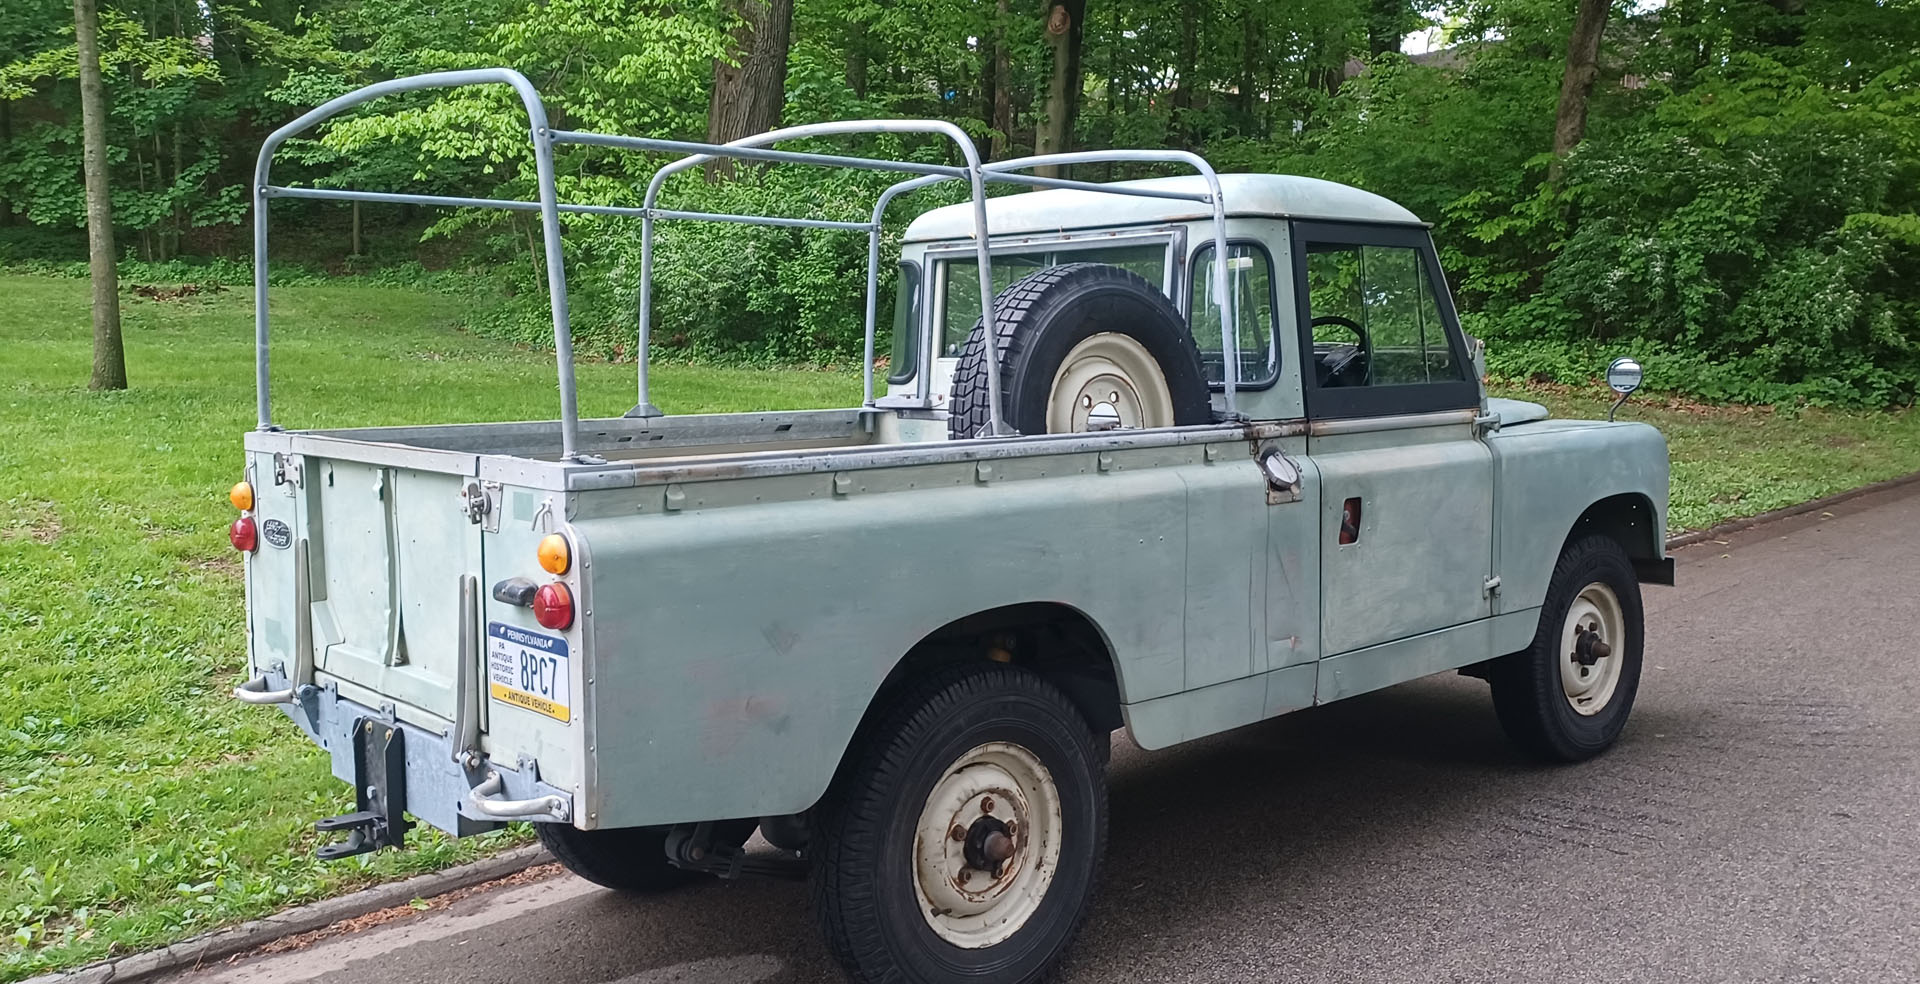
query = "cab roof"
xmin=900 ymin=173 xmax=1424 ymax=243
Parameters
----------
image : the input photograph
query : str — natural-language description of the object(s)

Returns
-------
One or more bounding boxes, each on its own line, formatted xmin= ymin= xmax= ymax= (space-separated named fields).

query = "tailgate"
xmin=248 ymin=453 xmax=481 ymax=723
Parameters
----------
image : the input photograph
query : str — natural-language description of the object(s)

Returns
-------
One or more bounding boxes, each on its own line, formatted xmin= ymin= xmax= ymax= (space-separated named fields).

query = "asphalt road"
xmin=160 ymin=484 xmax=1920 ymax=984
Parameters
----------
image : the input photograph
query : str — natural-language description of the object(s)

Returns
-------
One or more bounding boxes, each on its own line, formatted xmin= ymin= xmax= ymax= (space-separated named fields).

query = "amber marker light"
xmin=537 ymin=533 xmax=572 ymax=575
xmin=230 ymin=481 xmax=254 ymax=511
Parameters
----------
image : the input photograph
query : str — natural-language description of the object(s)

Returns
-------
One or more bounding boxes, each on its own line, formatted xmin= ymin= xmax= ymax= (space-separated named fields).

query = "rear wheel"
xmin=1489 ymin=534 xmax=1645 ymax=762
xmin=811 ymin=663 xmax=1107 ymax=984
xmin=538 ymin=819 xmax=753 ymax=893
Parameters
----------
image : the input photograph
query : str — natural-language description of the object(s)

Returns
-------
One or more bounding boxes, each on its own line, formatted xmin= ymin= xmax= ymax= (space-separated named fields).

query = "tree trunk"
xmin=1550 ymin=0 xmax=1610 ymax=179
xmin=1366 ymin=0 xmax=1406 ymax=57
xmin=845 ymin=17 xmax=868 ymax=99
xmin=1034 ymin=0 xmax=1085 ymax=176
xmin=705 ymin=0 xmax=793 ymax=180
xmin=76 ymin=0 xmax=126 ymax=391
xmin=2 ymin=99 xmax=14 ymax=225
xmin=351 ymin=201 xmax=363 ymax=258
xmin=990 ymin=0 xmax=1012 ymax=159
xmin=1173 ymin=0 xmax=1197 ymax=147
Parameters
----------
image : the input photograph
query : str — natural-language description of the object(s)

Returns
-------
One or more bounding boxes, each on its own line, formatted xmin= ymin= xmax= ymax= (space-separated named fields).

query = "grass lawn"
xmin=1 ymin=271 xmax=1916 ymax=979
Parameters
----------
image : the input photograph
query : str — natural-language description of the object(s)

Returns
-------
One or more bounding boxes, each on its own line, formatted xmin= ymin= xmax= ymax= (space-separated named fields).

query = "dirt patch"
xmin=240 ymin=863 xmax=563 ymax=960
xmin=2 ymin=499 xmax=61 ymax=543
xmin=130 ymin=282 xmax=227 ymax=302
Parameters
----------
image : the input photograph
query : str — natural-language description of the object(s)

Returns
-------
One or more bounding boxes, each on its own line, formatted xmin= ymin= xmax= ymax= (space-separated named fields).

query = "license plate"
xmin=486 ymin=622 xmax=571 ymax=723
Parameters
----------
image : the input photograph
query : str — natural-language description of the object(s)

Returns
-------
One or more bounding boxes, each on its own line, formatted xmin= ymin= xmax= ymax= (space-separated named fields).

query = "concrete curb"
xmin=22 ymin=844 xmax=552 ymax=984
xmin=1664 ymin=469 xmax=1920 ymax=550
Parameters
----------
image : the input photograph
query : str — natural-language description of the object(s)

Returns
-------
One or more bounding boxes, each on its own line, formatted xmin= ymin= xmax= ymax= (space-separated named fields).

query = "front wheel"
xmin=1489 ymin=534 xmax=1646 ymax=762
xmin=810 ymin=664 xmax=1108 ymax=984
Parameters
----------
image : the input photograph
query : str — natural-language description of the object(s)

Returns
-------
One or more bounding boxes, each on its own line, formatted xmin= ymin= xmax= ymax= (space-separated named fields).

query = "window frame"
xmin=886 ymin=259 xmax=924 ymax=386
xmin=1182 ymin=237 xmax=1283 ymax=392
xmin=1289 ymin=221 xmax=1479 ymax=419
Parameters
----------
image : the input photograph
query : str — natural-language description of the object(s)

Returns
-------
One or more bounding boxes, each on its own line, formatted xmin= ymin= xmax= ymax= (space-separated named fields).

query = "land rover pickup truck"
xmin=230 ymin=70 xmax=1671 ymax=984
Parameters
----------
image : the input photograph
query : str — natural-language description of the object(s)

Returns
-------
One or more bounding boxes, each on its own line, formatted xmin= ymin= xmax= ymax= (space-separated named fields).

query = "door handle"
xmin=1338 ymin=497 xmax=1363 ymax=545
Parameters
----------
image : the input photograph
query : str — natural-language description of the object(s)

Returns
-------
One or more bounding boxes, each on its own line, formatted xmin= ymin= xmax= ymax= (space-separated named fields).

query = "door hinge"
xmin=1482 ymin=574 xmax=1503 ymax=598
xmin=461 ymin=480 xmax=501 ymax=532
xmin=272 ymin=452 xmax=304 ymax=492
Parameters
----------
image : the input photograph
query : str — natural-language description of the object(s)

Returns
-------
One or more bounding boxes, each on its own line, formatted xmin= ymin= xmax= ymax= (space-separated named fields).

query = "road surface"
xmin=159 ymin=483 xmax=1920 ymax=984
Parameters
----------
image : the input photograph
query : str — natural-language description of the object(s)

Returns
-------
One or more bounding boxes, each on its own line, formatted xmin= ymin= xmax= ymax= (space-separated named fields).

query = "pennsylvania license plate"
xmin=486 ymin=622 xmax=571 ymax=723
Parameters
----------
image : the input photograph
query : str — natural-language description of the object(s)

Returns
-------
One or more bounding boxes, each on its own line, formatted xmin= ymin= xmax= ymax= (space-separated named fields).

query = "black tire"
xmin=537 ymin=818 xmax=754 ymax=893
xmin=947 ymin=263 xmax=1212 ymax=439
xmin=1489 ymin=534 xmax=1646 ymax=762
xmin=810 ymin=663 xmax=1108 ymax=984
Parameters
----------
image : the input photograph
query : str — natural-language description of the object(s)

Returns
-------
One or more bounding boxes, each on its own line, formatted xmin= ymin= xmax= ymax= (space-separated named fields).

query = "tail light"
xmin=230 ymin=482 xmax=254 ymax=511
xmin=533 ymin=583 xmax=574 ymax=630
xmin=230 ymin=515 xmax=258 ymax=552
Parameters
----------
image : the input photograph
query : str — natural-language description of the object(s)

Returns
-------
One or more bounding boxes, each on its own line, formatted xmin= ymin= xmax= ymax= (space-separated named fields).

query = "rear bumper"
xmin=245 ymin=670 xmax=574 ymax=837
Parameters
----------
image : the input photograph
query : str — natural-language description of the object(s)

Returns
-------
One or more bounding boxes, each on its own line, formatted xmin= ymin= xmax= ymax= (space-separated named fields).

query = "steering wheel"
xmin=1311 ymin=315 xmax=1370 ymax=387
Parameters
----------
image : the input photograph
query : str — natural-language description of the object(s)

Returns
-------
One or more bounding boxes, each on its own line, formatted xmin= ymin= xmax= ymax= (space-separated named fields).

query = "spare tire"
xmin=947 ymin=263 xmax=1213 ymax=439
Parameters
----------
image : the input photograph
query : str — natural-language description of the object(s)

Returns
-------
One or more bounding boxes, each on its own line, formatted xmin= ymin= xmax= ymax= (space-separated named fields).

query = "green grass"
xmin=1 ymin=272 xmax=1917 ymax=979
xmin=0 ymin=275 xmax=855 ymax=980
xmin=1486 ymin=384 xmax=1920 ymax=533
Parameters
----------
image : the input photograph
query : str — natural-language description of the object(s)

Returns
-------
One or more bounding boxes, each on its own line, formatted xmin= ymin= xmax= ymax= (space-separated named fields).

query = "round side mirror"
xmin=1606 ymin=357 xmax=1644 ymax=396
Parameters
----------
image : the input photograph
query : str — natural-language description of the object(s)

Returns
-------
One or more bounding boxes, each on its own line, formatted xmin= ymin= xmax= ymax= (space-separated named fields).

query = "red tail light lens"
xmin=230 ymin=515 xmax=258 ymax=552
xmin=532 ymin=583 xmax=574 ymax=630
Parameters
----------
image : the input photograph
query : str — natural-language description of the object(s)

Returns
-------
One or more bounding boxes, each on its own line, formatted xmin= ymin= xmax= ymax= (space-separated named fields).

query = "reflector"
xmin=533 ymin=583 xmax=574 ymax=630
xmin=230 ymin=515 xmax=258 ymax=552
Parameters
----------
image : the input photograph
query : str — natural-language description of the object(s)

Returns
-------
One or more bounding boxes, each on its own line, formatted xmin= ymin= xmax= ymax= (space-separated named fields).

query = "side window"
xmin=886 ymin=261 xmax=921 ymax=385
xmin=1187 ymin=243 xmax=1278 ymax=387
xmin=1305 ymin=243 xmax=1462 ymax=388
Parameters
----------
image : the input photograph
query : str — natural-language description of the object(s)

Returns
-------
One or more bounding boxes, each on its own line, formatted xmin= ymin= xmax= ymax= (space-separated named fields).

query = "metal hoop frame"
xmin=252 ymin=68 xmax=1241 ymax=461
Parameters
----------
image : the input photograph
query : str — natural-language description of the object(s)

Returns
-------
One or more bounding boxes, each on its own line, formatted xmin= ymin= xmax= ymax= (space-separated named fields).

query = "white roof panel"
xmin=901 ymin=173 xmax=1423 ymax=243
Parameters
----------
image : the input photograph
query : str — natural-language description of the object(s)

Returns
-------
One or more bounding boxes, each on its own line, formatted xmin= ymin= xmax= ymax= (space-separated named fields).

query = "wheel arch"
xmin=864 ymin=601 xmax=1126 ymax=737
xmin=1565 ymin=491 xmax=1673 ymax=585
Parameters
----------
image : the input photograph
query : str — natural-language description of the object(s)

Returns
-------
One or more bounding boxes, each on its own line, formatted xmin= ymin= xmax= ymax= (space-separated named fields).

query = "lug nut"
xmin=981 ymin=796 xmax=995 ymax=814
xmin=950 ymin=824 xmax=967 ymax=842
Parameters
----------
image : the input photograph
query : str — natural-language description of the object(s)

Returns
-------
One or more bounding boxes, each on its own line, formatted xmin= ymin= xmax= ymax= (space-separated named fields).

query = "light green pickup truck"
xmin=230 ymin=71 xmax=1670 ymax=984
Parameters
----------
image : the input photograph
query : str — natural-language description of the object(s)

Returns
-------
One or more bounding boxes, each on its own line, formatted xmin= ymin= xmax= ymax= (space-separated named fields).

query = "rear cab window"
xmin=932 ymin=243 xmax=1172 ymax=358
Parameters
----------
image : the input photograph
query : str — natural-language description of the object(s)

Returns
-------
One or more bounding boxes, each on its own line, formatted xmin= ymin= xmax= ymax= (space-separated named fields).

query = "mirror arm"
xmin=1607 ymin=391 xmax=1630 ymax=422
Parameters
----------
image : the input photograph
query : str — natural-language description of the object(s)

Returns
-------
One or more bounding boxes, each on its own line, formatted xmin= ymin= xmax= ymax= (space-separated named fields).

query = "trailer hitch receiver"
xmin=315 ymin=719 xmax=412 ymax=860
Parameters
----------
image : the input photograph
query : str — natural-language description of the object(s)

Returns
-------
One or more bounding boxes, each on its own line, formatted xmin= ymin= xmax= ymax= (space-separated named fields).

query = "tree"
xmin=706 ymin=0 xmax=794 ymax=178
xmin=1550 ymin=0 xmax=1610 ymax=176
xmin=73 ymin=0 xmax=124 ymax=390
xmin=1034 ymin=0 xmax=1085 ymax=173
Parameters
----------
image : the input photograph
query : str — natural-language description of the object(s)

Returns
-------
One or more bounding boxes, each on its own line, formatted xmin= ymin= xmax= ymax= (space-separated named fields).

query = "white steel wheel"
xmin=1559 ymin=581 xmax=1626 ymax=716
xmin=910 ymin=741 xmax=1064 ymax=948
xmin=1043 ymin=333 xmax=1176 ymax=434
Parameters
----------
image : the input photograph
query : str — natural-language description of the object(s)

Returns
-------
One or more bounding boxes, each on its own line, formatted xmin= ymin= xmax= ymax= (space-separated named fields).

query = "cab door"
xmin=1289 ymin=222 xmax=1493 ymax=656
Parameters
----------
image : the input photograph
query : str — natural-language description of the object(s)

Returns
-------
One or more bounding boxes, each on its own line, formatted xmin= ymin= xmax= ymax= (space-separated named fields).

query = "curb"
xmin=22 ymin=844 xmax=551 ymax=984
xmin=1664 ymin=469 xmax=1920 ymax=550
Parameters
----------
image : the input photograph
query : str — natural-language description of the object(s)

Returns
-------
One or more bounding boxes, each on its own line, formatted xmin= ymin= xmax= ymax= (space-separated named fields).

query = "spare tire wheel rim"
xmin=1560 ymin=581 xmax=1625 ymax=716
xmin=1045 ymin=332 xmax=1176 ymax=433
xmin=911 ymin=741 xmax=1064 ymax=948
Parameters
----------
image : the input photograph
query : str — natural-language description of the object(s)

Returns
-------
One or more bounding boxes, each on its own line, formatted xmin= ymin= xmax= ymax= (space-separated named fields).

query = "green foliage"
xmin=3 ymin=0 xmax=1918 ymax=404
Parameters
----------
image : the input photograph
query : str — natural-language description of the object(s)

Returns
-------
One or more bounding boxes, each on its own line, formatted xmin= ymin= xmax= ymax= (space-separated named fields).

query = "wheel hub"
xmin=912 ymin=742 xmax=1063 ymax=948
xmin=1560 ymin=582 xmax=1626 ymax=716
xmin=1044 ymin=333 xmax=1176 ymax=434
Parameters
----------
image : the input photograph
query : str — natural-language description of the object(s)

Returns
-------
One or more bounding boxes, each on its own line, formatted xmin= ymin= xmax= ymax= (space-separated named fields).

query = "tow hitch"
xmin=315 ymin=719 xmax=412 ymax=860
